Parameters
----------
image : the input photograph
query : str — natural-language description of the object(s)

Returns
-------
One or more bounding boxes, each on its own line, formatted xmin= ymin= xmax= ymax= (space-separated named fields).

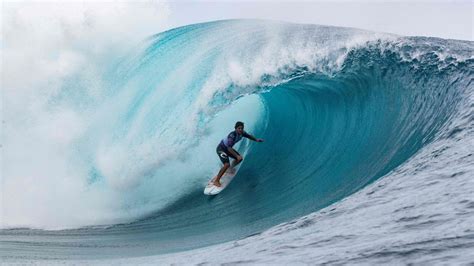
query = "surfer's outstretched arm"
xmin=243 ymin=131 xmax=264 ymax=142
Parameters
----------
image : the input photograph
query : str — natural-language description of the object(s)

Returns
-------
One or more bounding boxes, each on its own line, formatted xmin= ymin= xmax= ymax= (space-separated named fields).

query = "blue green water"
xmin=1 ymin=20 xmax=473 ymax=261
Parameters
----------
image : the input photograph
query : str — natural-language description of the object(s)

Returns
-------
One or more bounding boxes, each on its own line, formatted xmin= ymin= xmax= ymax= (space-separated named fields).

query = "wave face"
xmin=1 ymin=20 xmax=473 ymax=259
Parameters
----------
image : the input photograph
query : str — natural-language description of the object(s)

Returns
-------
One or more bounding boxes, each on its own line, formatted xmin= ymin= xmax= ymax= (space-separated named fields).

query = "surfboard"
xmin=204 ymin=167 xmax=238 ymax=195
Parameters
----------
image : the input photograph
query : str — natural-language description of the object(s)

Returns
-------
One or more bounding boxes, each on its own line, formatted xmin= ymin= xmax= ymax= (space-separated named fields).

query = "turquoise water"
xmin=1 ymin=20 xmax=473 ymax=260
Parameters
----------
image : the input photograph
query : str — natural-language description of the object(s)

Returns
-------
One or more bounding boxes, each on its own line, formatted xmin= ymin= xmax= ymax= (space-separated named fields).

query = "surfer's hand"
xmin=256 ymin=139 xmax=264 ymax=142
xmin=237 ymin=155 xmax=243 ymax=161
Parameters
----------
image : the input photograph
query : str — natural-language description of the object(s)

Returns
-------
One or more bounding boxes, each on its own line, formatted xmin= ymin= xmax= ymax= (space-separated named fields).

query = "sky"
xmin=1 ymin=0 xmax=473 ymax=41
xmin=167 ymin=1 xmax=473 ymax=41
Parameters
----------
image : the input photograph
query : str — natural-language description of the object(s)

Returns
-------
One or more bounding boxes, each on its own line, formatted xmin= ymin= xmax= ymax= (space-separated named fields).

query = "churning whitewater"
xmin=1 ymin=20 xmax=473 ymax=264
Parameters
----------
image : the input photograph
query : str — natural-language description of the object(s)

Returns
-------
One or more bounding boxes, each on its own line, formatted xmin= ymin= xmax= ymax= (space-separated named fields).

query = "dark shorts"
xmin=216 ymin=145 xmax=240 ymax=165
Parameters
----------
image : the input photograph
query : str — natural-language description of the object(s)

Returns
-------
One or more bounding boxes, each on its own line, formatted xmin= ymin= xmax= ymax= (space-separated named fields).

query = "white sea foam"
xmin=1 ymin=1 xmax=171 ymax=229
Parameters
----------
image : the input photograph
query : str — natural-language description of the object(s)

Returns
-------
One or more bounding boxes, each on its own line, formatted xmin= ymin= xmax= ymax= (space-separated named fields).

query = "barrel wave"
xmin=1 ymin=20 xmax=473 ymax=260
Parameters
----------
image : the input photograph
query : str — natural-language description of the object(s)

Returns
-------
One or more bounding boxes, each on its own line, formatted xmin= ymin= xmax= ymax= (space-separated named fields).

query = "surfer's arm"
xmin=243 ymin=131 xmax=264 ymax=142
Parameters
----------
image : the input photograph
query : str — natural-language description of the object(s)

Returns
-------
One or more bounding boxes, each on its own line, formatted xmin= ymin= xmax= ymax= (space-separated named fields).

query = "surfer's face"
xmin=236 ymin=126 xmax=244 ymax=134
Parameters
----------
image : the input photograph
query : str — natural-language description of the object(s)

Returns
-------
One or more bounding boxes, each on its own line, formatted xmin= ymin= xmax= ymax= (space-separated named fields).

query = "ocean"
xmin=1 ymin=20 xmax=473 ymax=264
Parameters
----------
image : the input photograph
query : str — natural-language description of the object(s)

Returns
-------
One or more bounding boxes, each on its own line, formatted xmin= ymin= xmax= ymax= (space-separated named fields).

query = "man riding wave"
xmin=213 ymin=121 xmax=264 ymax=187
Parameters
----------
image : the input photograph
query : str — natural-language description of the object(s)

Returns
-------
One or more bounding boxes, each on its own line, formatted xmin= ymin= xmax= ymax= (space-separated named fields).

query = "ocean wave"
xmin=1 ymin=20 xmax=473 ymax=260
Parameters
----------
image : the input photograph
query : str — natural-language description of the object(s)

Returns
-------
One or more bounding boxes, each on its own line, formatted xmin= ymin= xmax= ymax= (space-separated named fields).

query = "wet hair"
xmin=235 ymin=121 xmax=244 ymax=129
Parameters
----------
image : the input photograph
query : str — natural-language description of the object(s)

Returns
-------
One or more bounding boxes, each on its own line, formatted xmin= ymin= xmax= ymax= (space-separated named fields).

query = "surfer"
xmin=213 ymin=121 xmax=264 ymax=187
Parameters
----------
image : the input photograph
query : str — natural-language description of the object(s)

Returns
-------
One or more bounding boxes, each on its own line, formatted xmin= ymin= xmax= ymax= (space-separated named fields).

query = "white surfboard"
xmin=204 ymin=167 xmax=239 ymax=195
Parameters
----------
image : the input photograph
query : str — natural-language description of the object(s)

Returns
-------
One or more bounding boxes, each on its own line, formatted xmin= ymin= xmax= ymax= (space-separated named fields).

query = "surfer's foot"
xmin=213 ymin=180 xmax=222 ymax=187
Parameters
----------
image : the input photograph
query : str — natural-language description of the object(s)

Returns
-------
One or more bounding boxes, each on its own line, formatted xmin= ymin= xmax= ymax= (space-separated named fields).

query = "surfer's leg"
xmin=231 ymin=158 xmax=242 ymax=168
xmin=230 ymin=150 xmax=242 ymax=169
xmin=214 ymin=163 xmax=230 ymax=187
xmin=215 ymin=147 xmax=233 ymax=186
